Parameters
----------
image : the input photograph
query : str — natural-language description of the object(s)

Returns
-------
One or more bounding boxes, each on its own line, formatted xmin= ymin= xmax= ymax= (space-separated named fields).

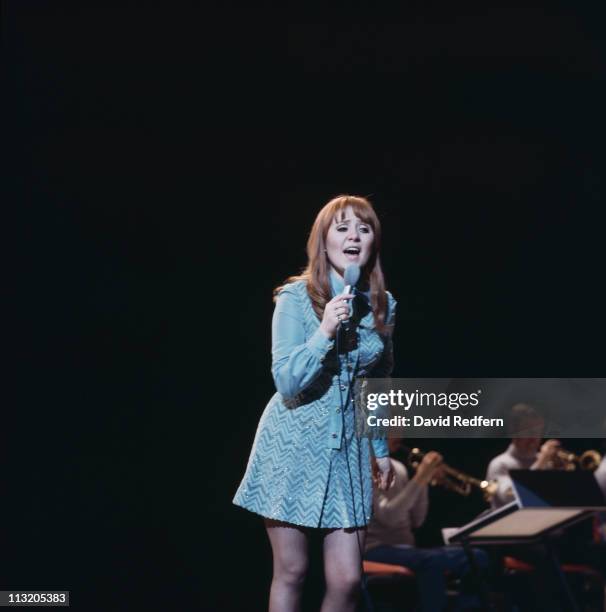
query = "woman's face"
xmin=325 ymin=206 xmax=375 ymax=277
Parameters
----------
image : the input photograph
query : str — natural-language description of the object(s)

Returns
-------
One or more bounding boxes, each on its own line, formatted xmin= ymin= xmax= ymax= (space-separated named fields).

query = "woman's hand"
xmin=319 ymin=293 xmax=354 ymax=339
xmin=373 ymin=456 xmax=395 ymax=491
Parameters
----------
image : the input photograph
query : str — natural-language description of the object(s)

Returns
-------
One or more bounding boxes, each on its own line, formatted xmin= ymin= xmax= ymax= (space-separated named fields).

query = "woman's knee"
xmin=325 ymin=567 xmax=361 ymax=595
xmin=274 ymin=555 xmax=308 ymax=587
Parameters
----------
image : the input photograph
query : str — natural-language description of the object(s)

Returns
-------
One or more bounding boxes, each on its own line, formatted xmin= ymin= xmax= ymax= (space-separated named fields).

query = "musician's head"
xmin=509 ymin=403 xmax=545 ymax=453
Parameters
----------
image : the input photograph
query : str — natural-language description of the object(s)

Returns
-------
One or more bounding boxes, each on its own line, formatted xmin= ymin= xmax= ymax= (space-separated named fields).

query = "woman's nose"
xmin=347 ymin=228 xmax=360 ymax=241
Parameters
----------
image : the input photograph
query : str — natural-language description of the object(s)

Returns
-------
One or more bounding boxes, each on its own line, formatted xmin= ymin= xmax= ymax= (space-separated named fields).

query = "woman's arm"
xmin=368 ymin=293 xmax=396 ymax=379
xmin=271 ymin=286 xmax=334 ymax=400
xmin=370 ymin=293 xmax=397 ymax=457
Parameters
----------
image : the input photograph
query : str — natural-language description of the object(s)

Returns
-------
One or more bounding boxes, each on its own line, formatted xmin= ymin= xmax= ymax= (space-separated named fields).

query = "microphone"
xmin=343 ymin=264 xmax=360 ymax=295
xmin=342 ymin=264 xmax=360 ymax=330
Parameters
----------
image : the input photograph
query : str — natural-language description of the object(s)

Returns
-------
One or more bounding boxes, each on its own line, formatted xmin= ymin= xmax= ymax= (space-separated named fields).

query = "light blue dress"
xmin=233 ymin=273 xmax=396 ymax=528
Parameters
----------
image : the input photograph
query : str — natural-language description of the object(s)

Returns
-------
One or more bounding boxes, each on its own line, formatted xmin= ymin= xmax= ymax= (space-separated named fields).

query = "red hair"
xmin=274 ymin=195 xmax=389 ymax=334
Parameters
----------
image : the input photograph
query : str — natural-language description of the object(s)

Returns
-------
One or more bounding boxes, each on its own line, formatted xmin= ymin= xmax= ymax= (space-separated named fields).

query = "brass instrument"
xmin=407 ymin=447 xmax=498 ymax=502
xmin=555 ymin=448 xmax=602 ymax=472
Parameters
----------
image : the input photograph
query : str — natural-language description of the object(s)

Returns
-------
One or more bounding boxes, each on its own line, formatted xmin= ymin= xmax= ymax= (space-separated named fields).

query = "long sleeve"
xmin=374 ymin=462 xmax=428 ymax=525
xmin=271 ymin=285 xmax=334 ymax=401
xmin=369 ymin=294 xmax=396 ymax=457
xmin=409 ymin=483 xmax=429 ymax=529
xmin=486 ymin=455 xmax=515 ymax=509
xmin=486 ymin=445 xmax=539 ymax=508
xmin=366 ymin=459 xmax=428 ymax=549
xmin=368 ymin=294 xmax=396 ymax=379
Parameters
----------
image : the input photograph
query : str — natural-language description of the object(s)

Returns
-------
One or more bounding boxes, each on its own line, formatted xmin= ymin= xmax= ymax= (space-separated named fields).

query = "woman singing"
xmin=233 ymin=195 xmax=396 ymax=612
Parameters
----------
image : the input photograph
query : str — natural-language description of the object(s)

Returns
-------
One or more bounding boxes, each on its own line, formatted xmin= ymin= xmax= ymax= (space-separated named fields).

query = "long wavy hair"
xmin=274 ymin=195 xmax=389 ymax=334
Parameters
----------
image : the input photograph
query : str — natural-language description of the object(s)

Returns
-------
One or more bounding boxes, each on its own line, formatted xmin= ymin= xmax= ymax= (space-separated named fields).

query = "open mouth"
xmin=343 ymin=247 xmax=361 ymax=260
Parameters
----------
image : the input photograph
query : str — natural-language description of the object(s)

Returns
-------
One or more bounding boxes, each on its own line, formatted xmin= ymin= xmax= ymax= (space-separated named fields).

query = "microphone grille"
xmin=344 ymin=264 xmax=360 ymax=288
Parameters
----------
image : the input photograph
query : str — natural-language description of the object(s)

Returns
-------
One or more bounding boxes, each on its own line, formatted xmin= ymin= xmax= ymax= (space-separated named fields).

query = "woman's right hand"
xmin=319 ymin=293 xmax=354 ymax=339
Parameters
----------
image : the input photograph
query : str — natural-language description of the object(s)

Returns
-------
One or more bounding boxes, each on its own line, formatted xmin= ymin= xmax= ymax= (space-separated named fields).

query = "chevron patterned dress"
xmin=233 ymin=276 xmax=396 ymax=528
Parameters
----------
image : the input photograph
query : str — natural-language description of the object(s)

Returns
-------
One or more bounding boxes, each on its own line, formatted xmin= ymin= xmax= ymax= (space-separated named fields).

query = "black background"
xmin=7 ymin=2 xmax=606 ymax=610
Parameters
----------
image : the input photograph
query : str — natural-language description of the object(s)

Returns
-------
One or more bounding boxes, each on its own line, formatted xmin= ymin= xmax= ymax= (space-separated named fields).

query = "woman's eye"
xmin=359 ymin=226 xmax=371 ymax=233
xmin=337 ymin=226 xmax=348 ymax=231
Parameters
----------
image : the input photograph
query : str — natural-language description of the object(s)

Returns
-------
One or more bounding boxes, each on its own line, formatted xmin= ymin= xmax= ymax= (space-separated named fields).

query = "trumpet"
xmin=407 ymin=447 xmax=498 ymax=502
xmin=555 ymin=448 xmax=602 ymax=472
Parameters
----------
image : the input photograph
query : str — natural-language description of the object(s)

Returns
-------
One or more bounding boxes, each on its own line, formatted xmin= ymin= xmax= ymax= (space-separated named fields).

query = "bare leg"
xmin=265 ymin=519 xmax=309 ymax=612
xmin=321 ymin=527 xmax=365 ymax=612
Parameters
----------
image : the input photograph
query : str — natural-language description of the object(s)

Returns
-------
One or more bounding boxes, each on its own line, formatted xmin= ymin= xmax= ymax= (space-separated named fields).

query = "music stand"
xmin=510 ymin=469 xmax=606 ymax=509
xmin=450 ymin=506 xmax=601 ymax=612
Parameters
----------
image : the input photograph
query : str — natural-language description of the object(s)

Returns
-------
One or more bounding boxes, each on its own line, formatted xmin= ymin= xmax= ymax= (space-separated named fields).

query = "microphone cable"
xmin=335 ymin=313 xmax=375 ymax=612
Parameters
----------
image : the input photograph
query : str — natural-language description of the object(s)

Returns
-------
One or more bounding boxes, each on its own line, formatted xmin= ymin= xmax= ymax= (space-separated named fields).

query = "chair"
xmin=361 ymin=560 xmax=417 ymax=612
xmin=503 ymin=555 xmax=605 ymax=611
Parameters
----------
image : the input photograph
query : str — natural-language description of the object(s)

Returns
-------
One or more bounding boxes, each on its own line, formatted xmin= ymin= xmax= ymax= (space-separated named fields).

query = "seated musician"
xmin=487 ymin=404 xmax=604 ymax=608
xmin=364 ymin=438 xmax=488 ymax=612
xmin=486 ymin=403 xmax=560 ymax=508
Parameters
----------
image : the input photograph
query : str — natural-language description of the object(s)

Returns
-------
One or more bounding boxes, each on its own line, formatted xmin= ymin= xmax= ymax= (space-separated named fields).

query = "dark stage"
xmin=7 ymin=2 xmax=606 ymax=610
